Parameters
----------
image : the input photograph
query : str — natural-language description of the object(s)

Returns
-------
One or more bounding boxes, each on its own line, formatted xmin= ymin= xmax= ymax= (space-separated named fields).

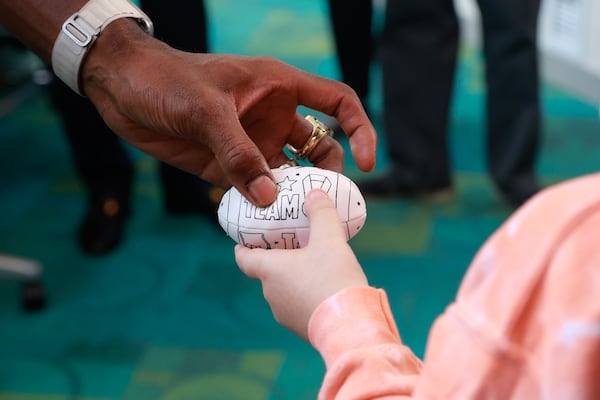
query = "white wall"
xmin=454 ymin=0 xmax=600 ymax=107
xmin=539 ymin=0 xmax=600 ymax=106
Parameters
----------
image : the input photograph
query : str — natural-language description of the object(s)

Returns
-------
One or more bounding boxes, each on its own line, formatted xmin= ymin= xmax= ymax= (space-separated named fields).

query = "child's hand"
xmin=235 ymin=189 xmax=368 ymax=340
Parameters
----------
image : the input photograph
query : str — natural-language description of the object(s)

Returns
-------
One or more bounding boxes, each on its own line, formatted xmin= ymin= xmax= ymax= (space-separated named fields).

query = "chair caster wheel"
xmin=21 ymin=279 xmax=46 ymax=311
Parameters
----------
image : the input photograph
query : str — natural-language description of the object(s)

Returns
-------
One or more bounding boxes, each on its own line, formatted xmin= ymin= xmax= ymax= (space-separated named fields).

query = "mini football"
xmin=217 ymin=165 xmax=367 ymax=249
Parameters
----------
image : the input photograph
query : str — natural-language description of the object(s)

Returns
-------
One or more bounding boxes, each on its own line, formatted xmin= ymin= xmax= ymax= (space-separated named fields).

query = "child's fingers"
xmin=304 ymin=189 xmax=349 ymax=245
xmin=235 ymin=244 xmax=271 ymax=280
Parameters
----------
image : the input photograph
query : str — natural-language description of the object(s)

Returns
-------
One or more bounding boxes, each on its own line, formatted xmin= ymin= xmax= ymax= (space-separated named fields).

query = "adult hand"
xmin=235 ymin=189 xmax=369 ymax=340
xmin=82 ymin=20 xmax=377 ymax=207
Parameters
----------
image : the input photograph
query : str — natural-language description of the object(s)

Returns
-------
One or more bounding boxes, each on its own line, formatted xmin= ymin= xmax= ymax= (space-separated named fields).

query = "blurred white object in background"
xmin=455 ymin=0 xmax=600 ymax=107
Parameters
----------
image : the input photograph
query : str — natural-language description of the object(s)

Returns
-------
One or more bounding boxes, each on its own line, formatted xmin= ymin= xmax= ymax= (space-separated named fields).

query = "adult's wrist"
xmin=79 ymin=18 xmax=153 ymax=98
xmin=51 ymin=0 xmax=153 ymax=96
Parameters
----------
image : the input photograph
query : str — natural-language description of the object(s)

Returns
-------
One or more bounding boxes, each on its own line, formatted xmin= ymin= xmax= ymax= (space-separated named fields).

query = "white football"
xmin=217 ymin=165 xmax=367 ymax=249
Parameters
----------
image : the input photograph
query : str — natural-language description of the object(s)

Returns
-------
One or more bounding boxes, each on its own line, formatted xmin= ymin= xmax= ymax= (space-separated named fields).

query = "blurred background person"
xmin=327 ymin=0 xmax=374 ymax=118
xmin=48 ymin=0 xmax=221 ymax=256
xmin=360 ymin=0 xmax=543 ymax=208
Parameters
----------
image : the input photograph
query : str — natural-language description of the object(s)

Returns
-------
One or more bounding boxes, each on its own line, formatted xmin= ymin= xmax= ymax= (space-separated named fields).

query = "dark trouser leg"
xmin=380 ymin=0 xmax=458 ymax=188
xmin=48 ymin=81 xmax=133 ymax=255
xmin=141 ymin=0 xmax=208 ymax=53
xmin=477 ymin=0 xmax=541 ymax=204
xmin=327 ymin=0 xmax=372 ymax=105
xmin=141 ymin=0 xmax=217 ymax=214
xmin=48 ymin=81 xmax=133 ymax=205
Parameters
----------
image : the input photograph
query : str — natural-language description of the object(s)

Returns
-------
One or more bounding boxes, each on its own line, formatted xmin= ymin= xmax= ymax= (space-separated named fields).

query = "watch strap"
xmin=51 ymin=0 xmax=154 ymax=96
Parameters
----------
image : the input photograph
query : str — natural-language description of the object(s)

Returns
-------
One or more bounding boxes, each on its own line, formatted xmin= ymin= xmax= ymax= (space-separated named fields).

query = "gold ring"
xmin=286 ymin=115 xmax=334 ymax=161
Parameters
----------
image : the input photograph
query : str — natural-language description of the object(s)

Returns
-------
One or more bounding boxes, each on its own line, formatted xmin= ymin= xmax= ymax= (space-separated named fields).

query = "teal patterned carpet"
xmin=1 ymin=1 xmax=600 ymax=399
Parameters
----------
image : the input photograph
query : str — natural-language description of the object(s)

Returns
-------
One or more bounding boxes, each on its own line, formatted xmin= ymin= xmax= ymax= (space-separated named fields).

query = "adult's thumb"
xmin=211 ymin=120 xmax=278 ymax=207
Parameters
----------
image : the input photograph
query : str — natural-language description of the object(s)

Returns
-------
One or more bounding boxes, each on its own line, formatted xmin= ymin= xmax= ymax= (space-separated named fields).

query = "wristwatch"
xmin=51 ymin=0 xmax=154 ymax=96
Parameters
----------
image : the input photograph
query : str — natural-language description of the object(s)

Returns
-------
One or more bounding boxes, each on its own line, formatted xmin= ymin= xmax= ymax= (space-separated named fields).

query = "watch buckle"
xmin=62 ymin=14 xmax=94 ymax=47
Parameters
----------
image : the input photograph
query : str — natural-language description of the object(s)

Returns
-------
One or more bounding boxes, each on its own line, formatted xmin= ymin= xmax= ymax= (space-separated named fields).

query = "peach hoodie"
xmin=308 ymin=173 xmax=600 ymax=399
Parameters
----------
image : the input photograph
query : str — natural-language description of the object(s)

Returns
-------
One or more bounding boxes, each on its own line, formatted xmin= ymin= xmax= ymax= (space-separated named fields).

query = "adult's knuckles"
xmin=221 ymin=140 xmax=266 ymax=180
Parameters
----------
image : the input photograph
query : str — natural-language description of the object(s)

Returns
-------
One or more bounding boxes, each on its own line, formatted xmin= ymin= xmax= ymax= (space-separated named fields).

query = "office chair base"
xmin=0 ymin=255 xmax=46 ymax=311
xmin=21 ymin=279 xmax=46 ymax=311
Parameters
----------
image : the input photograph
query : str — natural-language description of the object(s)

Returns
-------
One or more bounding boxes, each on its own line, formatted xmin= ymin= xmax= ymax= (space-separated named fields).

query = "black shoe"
xmin=358 ymin=174 xmax=454 ymax=202
xmin=78 ymin=194 xmax=130 ymax=256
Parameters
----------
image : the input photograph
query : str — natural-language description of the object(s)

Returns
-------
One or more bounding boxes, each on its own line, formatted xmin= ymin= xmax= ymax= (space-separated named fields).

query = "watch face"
xmin=136 ymin=15 xmax=155 ymax=36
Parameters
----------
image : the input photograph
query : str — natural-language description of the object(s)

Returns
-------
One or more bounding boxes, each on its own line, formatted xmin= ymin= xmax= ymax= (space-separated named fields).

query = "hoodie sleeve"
xmin=308 ymin=286 xmax=423 ymax=399
xmin=308 ymin=173 xmax=600 ymax=399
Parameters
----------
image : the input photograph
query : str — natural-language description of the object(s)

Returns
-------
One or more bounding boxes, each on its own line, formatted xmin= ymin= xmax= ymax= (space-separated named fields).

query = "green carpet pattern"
xmin=1 ymin=1 xmax=600 ymax=399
